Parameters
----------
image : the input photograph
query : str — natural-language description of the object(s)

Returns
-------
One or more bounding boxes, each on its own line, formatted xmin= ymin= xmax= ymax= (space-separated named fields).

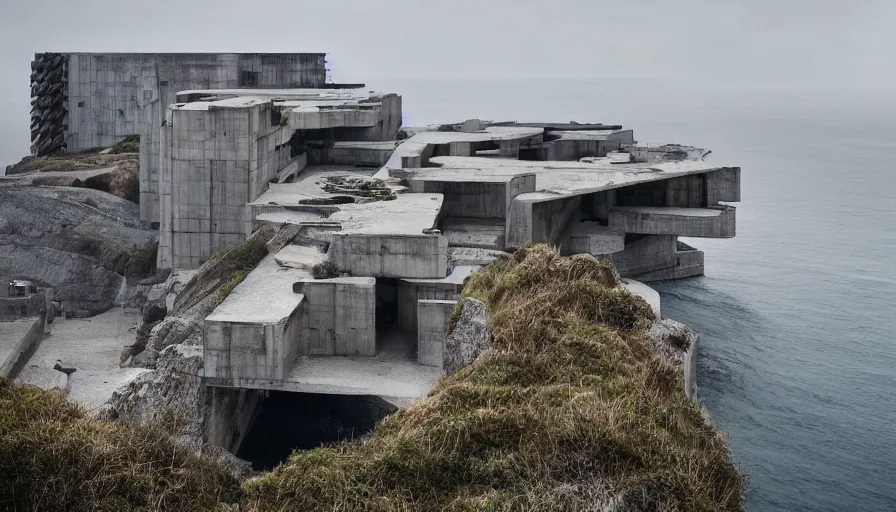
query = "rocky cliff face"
xmin=0 ymin=185 xmax=157 ymax=317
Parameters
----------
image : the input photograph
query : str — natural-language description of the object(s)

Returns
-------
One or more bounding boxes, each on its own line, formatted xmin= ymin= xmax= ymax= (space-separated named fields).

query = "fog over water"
xmin=2 ymin=2 xmax=895 ymax=510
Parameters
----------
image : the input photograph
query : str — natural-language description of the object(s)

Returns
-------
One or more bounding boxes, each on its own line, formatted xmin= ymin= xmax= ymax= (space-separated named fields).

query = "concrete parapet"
xmin=329 ymin=234 xmax=448 ymax=279
xmin=609 ymin=206 xmax=736 ymax=238
xmin=293 ymin=277 xmax=376 ymax=357
xmin=0 ymin=315 xmax=46 ymax=380
xmin=560 ymin=222 xmax=625 ymax=256
xmin=409 ymin=173 xmax=536 ymax=220
xmin=417 ymin=300 xmax=457 ymax=367
xmin=397 ymin=266 xmax=472 ymax=333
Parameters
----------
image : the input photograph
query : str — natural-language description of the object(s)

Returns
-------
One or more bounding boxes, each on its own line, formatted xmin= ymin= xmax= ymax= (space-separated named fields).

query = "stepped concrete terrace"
xmin=157 ymin=88 xmax=402 ymax=269
xmin=195 ymin=117 xmax=740 ymax=407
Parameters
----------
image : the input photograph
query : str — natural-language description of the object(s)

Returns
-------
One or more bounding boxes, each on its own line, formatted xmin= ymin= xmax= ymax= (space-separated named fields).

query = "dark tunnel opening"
xmin=236 ymin=392 xmax=398 ymax=471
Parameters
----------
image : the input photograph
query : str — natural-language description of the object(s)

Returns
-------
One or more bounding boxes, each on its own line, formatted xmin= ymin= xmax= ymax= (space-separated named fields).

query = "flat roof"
xmin=205 ymin=255 xmax=309 ymax=325
xmin=257 ymin=192 xmax=443 ymax=236
xmin=401 ymin=156 xmax=736 ymax=203
xmin=172 ymin=88 xmax=389 ymax=111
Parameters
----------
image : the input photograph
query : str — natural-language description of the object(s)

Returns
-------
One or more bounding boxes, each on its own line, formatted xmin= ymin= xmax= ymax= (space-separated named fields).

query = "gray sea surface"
xmin=2 ymin=78 xmax=894 ymax=511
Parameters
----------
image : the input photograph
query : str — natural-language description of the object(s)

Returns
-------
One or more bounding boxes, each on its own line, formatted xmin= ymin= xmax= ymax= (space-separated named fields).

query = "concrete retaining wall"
xmin=397 ymin=280 xmax=464 ymax=333
xmin=329 ymin=234 xmax=448 ymax=279
xmin=417 ymin=300 xmax=457 ymax=367
xmin=0 ymin=293 xmax=46 ymax=321
xmin=0 ymin=314 xmax=46 ymax=380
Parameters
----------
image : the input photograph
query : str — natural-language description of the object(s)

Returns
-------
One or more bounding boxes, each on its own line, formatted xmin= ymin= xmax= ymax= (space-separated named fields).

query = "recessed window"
xmin=239 ymin=71 xmax=260 ymax=87
xmin=77 ymin=101 xmax=85 ymax=107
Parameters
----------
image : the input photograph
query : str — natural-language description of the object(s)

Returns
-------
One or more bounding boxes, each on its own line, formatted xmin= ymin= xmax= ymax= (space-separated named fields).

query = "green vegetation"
xmin=109 ymin=134 xmax=140 ymax=154
xmin=0 ymin=244 xmax=742 ymax=511
xmin=174 ymin=231 xmax=271 ymax=315
xmin=0 ymin=378 xmax=241 ymax=511
xmin=311 ymin=260 xmax=340 ymax=279
xmin=242 ymin=244 xmax=744 ymax=511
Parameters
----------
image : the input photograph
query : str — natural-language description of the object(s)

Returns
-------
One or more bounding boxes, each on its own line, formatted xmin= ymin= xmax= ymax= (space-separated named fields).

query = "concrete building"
xmin=29 ymin=52 xmax=332 ymax=222
xmin=193 ymin=116 xmax=741 ymax=407
xmin=156 ymin=88 xmax=402 ymax=269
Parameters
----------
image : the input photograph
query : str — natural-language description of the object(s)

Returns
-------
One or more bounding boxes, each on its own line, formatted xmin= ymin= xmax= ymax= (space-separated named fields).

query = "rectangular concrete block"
xmin=329 ymin=234 xmax=449 ymax=279
xmin=294 ymin=278 xmax=376 ymax=357
xmin=609 ymin=206 xmax=736 ymax=238
xmin=417 ymin=299 xmax=458 ymax=367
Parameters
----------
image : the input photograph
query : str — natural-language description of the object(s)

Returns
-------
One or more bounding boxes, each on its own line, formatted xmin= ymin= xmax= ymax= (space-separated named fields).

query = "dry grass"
xmin=243 ymin=244 xmax=744 ymax=511
xmin=0 ymin=378 xmax=241 ymax=511
xmin=109 ymin=134 xmax=140 ymax=154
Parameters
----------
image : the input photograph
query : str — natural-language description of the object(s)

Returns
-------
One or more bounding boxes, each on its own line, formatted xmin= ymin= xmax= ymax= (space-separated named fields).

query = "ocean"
xmin=2 ymin=78 xmax=894 ymax=511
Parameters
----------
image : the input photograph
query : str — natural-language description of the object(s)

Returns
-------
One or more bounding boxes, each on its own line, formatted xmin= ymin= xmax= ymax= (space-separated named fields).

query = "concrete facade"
xmin=197 ymin=115 xmax=741 ymax=407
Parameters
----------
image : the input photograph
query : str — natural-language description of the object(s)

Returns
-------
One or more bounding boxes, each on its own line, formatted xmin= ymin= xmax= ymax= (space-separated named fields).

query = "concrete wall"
xmin=0 ymin=292 xmax=46 ymax=321
xmin=0 ymin=314 xmax=45 ymax=380
xmin=294 ymin=278 xmax=376 ymax=356
xmin=329 ymin=234 xmax=449 ymax=279
xmin=204 ymin=306 xmax=302 ymax=383
xmin=417 ymin=300 xmax=457 ymax=367
xmin=204 ymin=386 xmax=266 ymax=454
xmin=51 ymin=53 xmax=326 ymax=222
xmin=633 ymin=245 xmax=705 ymax=282
xmin=706 ymin=168 xmax=741 ymax=204
xmin=612 ymin=235 xmax=678 ymax=276
xmin=160 ymin=102 xmax=298 ymax=269
xmin=609 ymin=206 xmax=736 ymax=238
xmin=397 ymin=280 xmax=464 ymax=333
xmin=411 ymin=175 xmax=535 ymax=220
xmin=506 ymin=195 xmax=581 ymax=249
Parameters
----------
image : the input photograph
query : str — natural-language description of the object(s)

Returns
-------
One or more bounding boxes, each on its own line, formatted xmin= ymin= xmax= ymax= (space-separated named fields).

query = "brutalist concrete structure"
xmin=195 ymin=116 xmax=741 ymax=407
xmin=156 ymin=88 xmax=402 ymax=269
xmin=29 ymin=52 xmax=330 ymax=223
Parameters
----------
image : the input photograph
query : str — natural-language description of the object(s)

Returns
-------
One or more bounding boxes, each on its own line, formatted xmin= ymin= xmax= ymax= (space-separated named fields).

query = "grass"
xmin=242 ymin=244 xmax=744 ymax=511
xmin=0 ymin=378 xmax=241 ymax=511
xmin=109 ymin=134 xmax=140 ymax=154
xmin=0 ymin=243 xmax=743 ymax=511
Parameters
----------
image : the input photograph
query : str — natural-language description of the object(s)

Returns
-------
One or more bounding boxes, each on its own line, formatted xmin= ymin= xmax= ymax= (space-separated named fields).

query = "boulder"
xmin=647 ymin=318 xmax=699 ymax=398
xmin=444 ymin=298 xmax=492 ymax=374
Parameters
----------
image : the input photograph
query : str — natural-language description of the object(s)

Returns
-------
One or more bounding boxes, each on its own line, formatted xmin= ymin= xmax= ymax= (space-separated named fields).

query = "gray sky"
xmin=1 ymin=0 xmax=894 ymax=87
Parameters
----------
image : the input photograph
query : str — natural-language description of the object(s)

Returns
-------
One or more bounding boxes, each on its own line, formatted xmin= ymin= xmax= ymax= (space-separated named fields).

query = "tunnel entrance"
xmin=236 ymin=392 xmax=397 ymax=471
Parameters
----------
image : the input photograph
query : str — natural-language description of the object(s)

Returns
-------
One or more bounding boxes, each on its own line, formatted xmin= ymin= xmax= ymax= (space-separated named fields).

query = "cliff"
xmin=0 ymin=245 xmax=743 ymax=511
xmin=0 ymin=184 xmax=156 ymax=317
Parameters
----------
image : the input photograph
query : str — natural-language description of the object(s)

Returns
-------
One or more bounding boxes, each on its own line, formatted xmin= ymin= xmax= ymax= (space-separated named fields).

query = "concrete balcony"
xmin=609 ymin=206 xmax=735 ymax=238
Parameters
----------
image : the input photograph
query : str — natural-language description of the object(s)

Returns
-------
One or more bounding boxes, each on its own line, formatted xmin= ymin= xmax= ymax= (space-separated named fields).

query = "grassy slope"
xmin=0 ymin=244 xmax=742 ymax=511
xmin=243 ymin=244 xmax=743 ymax=511
xmin=0 ymin=379 xmax=241 ymax=511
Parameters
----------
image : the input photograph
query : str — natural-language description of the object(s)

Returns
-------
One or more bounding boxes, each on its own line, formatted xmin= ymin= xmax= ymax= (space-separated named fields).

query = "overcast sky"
xmin=1 ymin=0 xmax=894 ymax=88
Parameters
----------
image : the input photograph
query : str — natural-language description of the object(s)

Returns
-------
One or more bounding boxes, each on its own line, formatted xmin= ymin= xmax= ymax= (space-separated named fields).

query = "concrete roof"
xmin=383 ymin=126 xmax=546 ymax=170
xmin=551 ymin=129 xmax=628 ymax=141
xmin=257 ymin=192 xmax=443 ymax=236
xmin=251 ymin=166 xmax=379 ymax=206
xmin=172 ymin=88 xmax=389 ymax=111
xmin=403 ymin=156 xmax=736 ymax=203
xmin=206 ymin=255 xmax=309 ymax=325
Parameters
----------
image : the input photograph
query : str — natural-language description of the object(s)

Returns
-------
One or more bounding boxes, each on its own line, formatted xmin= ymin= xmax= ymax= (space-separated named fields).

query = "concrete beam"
xmin=609 ymin=206 xmax=736 ymax=238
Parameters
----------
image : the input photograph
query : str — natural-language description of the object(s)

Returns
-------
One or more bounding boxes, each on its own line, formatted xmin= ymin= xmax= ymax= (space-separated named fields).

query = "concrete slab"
xmin=251 ymin=166 xmax=380 ymax=207
xmin=0 ymin=319 xmax=36 ymax=366
xmin=609 ymin=206 xmax=736 ymax=238
xmin=273 ymin=245 xmax=328 ymax=270
xmin=15 ymin=310 xmax=150 ymax=410
xmin=404 ymin=156 xmax=739 ymax=204
xmin=442 ymin=218 xmax=506 ymax=250
xmin=206 ymin=255 xmax=310 ymax=325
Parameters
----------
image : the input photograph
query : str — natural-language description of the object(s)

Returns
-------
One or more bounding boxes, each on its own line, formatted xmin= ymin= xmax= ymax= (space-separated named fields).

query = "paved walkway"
xmin=16 ymin=309 xmax=149 ymax=410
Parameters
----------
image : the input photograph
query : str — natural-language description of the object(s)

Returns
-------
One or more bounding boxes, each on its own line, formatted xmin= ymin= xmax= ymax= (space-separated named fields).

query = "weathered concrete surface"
xmin=417 ymin=300 xmax=457 ymax=367
xmin=609 ymin=206 xmax=736 ymax=238
xmin=16 ymin=309 xmax=149 ymax=409
xmin=647 ymin=319 xmax=699 ymax=399
xmin=0 ymin=317 xmax=44 ymax=379
xmin=444 ymin=298 xmax=492 ymax=375
xmin=0 ymin=186 xmax=157 ymax=317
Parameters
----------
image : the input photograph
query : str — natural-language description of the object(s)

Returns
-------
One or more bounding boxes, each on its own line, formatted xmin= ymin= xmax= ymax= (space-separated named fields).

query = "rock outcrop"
xmin=0 ymin=186 xmax=157 ymax=317
xmin=5 ymin=153 xmax=140 ymax=203
xmin=444 ymin=298 xmax=492 ymax=374
xmin=647 ymin=318 xmax=700 ymax=398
